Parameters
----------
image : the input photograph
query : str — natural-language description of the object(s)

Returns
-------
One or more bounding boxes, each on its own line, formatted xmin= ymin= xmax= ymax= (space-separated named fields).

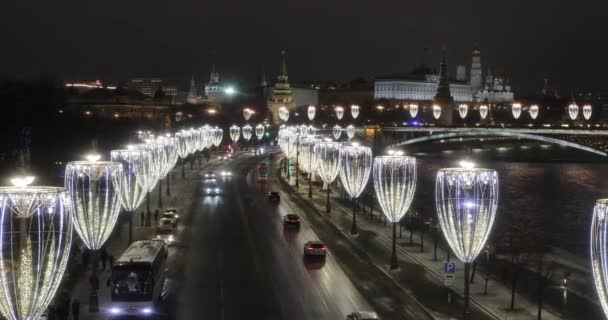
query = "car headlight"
xmin=215 ymin=188 xmax=220 ymax=193
xmin=206 ymin=188 xmax=211 ymax=193
xmin=141 ymin=308 xmax=153 ymax=314
xmin=110 ymin=307 xmax=122 ymax=314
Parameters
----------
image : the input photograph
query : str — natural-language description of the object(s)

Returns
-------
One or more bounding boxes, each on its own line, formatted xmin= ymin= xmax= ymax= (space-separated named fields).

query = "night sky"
xmin=1 ymin=0 xmax=606 ymax=94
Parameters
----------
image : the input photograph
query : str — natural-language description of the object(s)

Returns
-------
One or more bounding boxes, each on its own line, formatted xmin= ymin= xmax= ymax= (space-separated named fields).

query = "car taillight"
xmin=321 ymin=247 xmax=327 ymax=250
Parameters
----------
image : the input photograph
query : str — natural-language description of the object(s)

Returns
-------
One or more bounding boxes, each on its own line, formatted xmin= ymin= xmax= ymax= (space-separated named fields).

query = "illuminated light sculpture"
xmin=242 ymin=124 xmax=253 ymax=141
xmin=433 ymin=105 xmax=442 ymax=120
xmin=435 ymin=165 xmax=498 ymax=320
xmin=65 ymin=156 xmax=123 ymax=312
xmin=590 ymin=199 xmax=608 ymax=319
xmin=134 ymin=141 xmax=163 ymax=218
xmin=243 ymin=108 xmax=252 ymax=121
xmin=156 ymin=136 xmax=178 ymax=208
xmin=279 ymin=129 xmax=298 ymax=180
xmin=229 ymin=125 xmax=240 ymax=143
xmin=333 ymin=125 xmax=342 ymax=140
xmin=111 ymin=149 xmax=150 ymax=244
xmin=409 ymin=104 xmax=418 ymax=118
xmin=0 ymin=179 xmax=73 ymax=320
xmin=335 ymin=106 xmax=344 ymax=120
xmin=458 ymin=104 xmax=468 ymax=119
xmin=568 ymin=103 xmax=579 ymax=120
xmin=298 ymin=138 xmax=318 ymax=198
xmin=308 ymin=125 xmax=317 ymax=137
xmin=255 ymin=124 xmax=265 ymax=140
xmin=299 ymin=125 xmax=310 ymax=138
xmin=529 ymin=105 xmax=539 ymax=120
xmin=373 ymin=153 xmax=416 ymax=269
xmin=313 ymin=141 xmax=341 ymax=213
xmin=212 ymin=127 xmax=223 ymax=147
xmin=308 ymin=105 xmax=316 ymax=121
xmin=583 ymin=104 xmax=593 ymax=120
xmin=279 ymin=106 xmax=289 ymax=122
xmin=479 ymin=105 xmax=488 ymax=120
xmin=339 ymin=144 xmax=373 ymax=234
xmin=512 ymin=103 xmax=522 ymax=119
xmin=351 ymin=104 xmax=360 ymax=119
xmin=346 ymin=125 xmax=356 ymax=140
xmin=176 ymin=131 xmax=190 ymax=178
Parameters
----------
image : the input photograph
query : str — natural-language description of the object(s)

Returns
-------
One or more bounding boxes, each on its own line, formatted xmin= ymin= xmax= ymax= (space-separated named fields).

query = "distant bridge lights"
xmin=568 ymin=103 xmax=579 ymax=120
xmin=458 ymin=104 xmax=468 ymax=119
xmin=432 ymin=105 xmax=442 ymax=120
xmin=512 ymin=103 xmax=522 ymax=119
xmin=529 ymin=105 xmax=539 ymax=120
xmin=479 ymin=105 xmax=488 ymax=120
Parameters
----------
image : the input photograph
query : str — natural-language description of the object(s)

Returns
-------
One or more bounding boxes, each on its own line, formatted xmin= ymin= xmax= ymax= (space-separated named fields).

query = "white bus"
xmin=108 ymin=240 xmax=168 ymax=316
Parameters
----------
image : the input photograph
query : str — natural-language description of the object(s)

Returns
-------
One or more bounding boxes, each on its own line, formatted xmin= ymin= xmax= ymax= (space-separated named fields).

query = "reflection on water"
xmin=410 ymin=142 xmax=608 ymax=255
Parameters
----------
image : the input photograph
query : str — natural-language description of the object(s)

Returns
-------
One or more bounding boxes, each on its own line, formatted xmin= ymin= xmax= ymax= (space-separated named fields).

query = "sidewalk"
xmin=279 ymin=157 xmax=573 ymax=320
xmin=57 ymin=157 xmax=212 ymax=320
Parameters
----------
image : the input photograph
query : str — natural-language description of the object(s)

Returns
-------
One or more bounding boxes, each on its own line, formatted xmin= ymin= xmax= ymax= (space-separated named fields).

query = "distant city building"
xmin=374 ymin=47 xmax=514 ymax=104
xmin=204 ymin=64 xmax=224 ymax=102
xmin=127 ymin=78 xmax=163 ymax=97
xmin=187 ymin=76 xmax=198 ymax=104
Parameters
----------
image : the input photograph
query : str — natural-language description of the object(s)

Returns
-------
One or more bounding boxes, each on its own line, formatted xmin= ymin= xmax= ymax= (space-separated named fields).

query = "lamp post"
xmin=111 ymin=148 xmax=150 ymax=244
xmin=435 ymin=163 xmax=498 ymax=320
xmin=298 ymin=138 xmax=317 ymax=198
xmin=373 ymin=152 xmax=417 ymax=269
xmin=333 ymin=125 xmax=342 ymax=140
xmin=279 ymin=128 xmax=297 ymax=180
xmin=0 ymin=178 xmax=73 ymax=320
xmin=65 ymin=155 xmax=124 ymax=312
xmin=313 ymin=141 xmax=341 ymax=213
xmin=346 ymin=125 xmax=356 ymax=140
xmin=335 ymin=106 xmax=344 ymax=120
xmin=176 ymin=131 xmax=190 ymax=179
xmin=339 ymin=144 xmax=373 ymax=234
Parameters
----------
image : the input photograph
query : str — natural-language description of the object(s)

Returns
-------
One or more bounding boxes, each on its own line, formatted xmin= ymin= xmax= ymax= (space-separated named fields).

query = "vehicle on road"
xmin=161 ymin=211 xmax=178 ymax=226
xmin=204 ymin=184 xmax=222 ymax=195
xmin=258 ymin=162 xmax=268 ymax=182
xmin=220 ymin=170 xmax=232 ymax=177
xmin=203 ymin=171 xmax=217 ymax=179
xmin=346 ymin=311 xmax=380 ymax=320
xmin=109 ymin=240 xmax=168 ymax=316
xmin=254 ymin=147 xmax=265 ymax=155
xmin=154 ymin=227 xmax=176 ymax=245
xmin=283 ymin=214 xmax=300 ymax=229
xmin=267 ymin=191 xmax=280 ymax=202
xmin=159 ymin=217 xmax=176 ymax=230
xmin=303 ymin=241 xmax=327 ymax=257
xmin=217 ymin=152 xmax=233 ymax=160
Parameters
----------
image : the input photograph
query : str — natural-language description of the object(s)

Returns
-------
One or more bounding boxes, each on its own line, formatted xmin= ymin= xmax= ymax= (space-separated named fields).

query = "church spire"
xmin=187 ymin=76 xmax=197 ymax=104
xmin=277 ymin=50 xmax=288 ymax=84
xmin=434 ymin=47 xmax=454 ymax=104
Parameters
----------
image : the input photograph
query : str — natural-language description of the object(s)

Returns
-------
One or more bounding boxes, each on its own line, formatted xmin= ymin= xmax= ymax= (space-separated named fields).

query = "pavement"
xmin=277 ymin=155 xmax=606 ymax=320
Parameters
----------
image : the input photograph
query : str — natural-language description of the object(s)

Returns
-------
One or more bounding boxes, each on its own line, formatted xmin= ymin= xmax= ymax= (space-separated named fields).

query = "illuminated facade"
xmin=267 ymin=52 xmax=296 ymax=123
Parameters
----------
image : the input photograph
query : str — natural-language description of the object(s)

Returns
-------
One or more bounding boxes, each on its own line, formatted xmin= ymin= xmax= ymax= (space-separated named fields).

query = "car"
xmin=154 ymin=227 xmax=176 ymax=245
xmin=267 ymin=191 xmax=280 ymax=202
xmin=159 ymin=217 xmax=176 ymax=229
xmin=346 ymin=311 xmax=380 ymax=320
xmin=203 ymin=171 xmax=217 ymax=179
xmin=204 ymin=184 xmax=221 ymax=195
xmin=303 ymin=241 xmax=327 ymax=257
xmin=220 ymin=170 xmax=232 ymax=177
xmin=217 ymin=153 xmax=233 ymax=160
xmin=283 ymin=214 xmax=300 ymax=228
xmin=255 ymin=147 xmax=265 ymax=155
xmin=161 ymin=211 xmax=178 ymax=225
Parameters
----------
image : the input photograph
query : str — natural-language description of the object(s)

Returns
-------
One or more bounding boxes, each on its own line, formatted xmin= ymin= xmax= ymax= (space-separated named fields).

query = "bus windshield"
xmin=111 ymin=266 xmax=154 ymax=301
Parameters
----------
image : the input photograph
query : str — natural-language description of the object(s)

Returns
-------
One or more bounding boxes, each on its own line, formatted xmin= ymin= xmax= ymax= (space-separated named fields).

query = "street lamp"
xmin=176 ymin=131 xmax=190 ymax=178
xmin=435 ymin=164 xmax=498 ymax=320
xmin=65 ymin=155 xmax=123 ymax=312
xmin=110 ymin=148 xmax=150 ymax=244
xmin=229 ymin=125 xmax=241 ymax=143
xmin=529 ymin=105 xmax=539 ymax=120
xmin=298 ymin=137 xmax=318 ymax=198
xmin=409 ymin=104 xmax=418 ymax=118
xmin=568 ymin=103 xmax=579 ymax=120
xmin=351 ymin=104 xmax=360 ymax=119
xmin=313 ymin=141 xmax=341 ymax=213
xmin=0 ymin=178 xmax=73 ymax=320
xmin=308 ymin=105 xmax=316 ymax=121
xmin=512 ymin=103 xmax=522 ymax=119
xmin=346 ymin=125 xmax=356 ymax=140
xmin=433 ymin=105 xmax=442 ymax=120
xmin=335 ymin=106 xmax=344 ymax=120
xmin=333 ymin=125 xmax=342 ymax=140
xmin=373 ymin=153 xmax=417 ymax=269
xmin=591 ymin=199 xmax=608 ymax=319
xmin=479 ymin=105 xmax=489 ymax=120
xmin=279 ymin=128 xmax=298 ymax=180
xmin=339 ymin=144 xmax=373 ymax=234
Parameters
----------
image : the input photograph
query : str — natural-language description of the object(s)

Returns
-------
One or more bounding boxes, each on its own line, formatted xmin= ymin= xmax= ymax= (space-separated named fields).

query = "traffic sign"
xmin=444 ymin=262 xmax=456 ymax=274
xmin=443 ymin=273 xmax=455 ymax=286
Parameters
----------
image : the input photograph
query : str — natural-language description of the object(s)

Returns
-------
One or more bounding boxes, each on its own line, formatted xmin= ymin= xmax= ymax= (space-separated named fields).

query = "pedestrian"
xmin=71 ymin=298 xmax=80 ymax=320
xmin=154 ymin=209 xmax=159 ymax=225
xmin=140 ymin=211 xmax=145 ymax=226
xmin=100 ymin=249 xmax=108 ymax=271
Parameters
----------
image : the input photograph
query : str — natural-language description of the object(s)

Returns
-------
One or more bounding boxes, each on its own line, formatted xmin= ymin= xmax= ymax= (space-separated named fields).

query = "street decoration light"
xmin=590 ymin=199 xmax=608 ymax=319
xmin=529 ymin=105 xmax=539 ymax=120
xmin=584 ymin=105 xmax=593 ymax=120
xmin=134 ymin=141 xmax=163 ymax=218
xmin=308 ymin=105 xmax=316 ymax=121
xmin=333 ymin=125 xmax=342 ymax=140
xmin=110 ymin=148 xmax=150 ymax=244
xmin=314 ymin=141 xmax=341 ymax=213
xmin=243 ymin=108 xmax=252 ymax=121
xmin=339 ymin=144 xmax=373 ymax=234
xmin=335 ymin=106 xmax=344 ymax=120
xmin=346 ymin=125 xmax=356 ymax=140
xmin=176 ymin=131 xmax=190 ymax=178
xmin=433 ymin=105 xmax=442 ymax=120
xmin=212 ymin=127 xmax=223 ymax=147
xmin=351 ymin=104 xmax=360 ymax=119
xmin=65 ymin=155 xmax=123 ymax=312
xmin=568 ymin=103 xmax=579 ymax=120
xmin=156 ymin=136 xmax=178 ymax=208
xmin=0 ymin=178 xmax=73 ymax=320
xmin=279 ymin=128 xmax=298 ymax=180
xmin=229 ymin=125 xmax=240 ymax=143
xmin=409 ymin=104 xmax=418 ymax=118
xmin=435 ymin=164 xmax=498 ymax=320
xmin=512 ymin=103 xmax=522 ymax=119
xmin=298 ymin=138 xmax=318 ymax=198
xmin=279 ymin=106 xmax=289 ymax=122
xmin=373 ymin=152 xmax=417 ymax=269
xmin=458 ymin=104 xmax=468 ymax=119
xmin=242 ymin=124 xmax=253 ymax=141
xmin=255 ymin=124 xmax=265 ymax=140
xmin=479 ymin=105 xmax=488 ymax=120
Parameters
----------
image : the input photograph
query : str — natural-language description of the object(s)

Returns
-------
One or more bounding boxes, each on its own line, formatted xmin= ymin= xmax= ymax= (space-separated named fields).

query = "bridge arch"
xmin=387 ymin=131 xmax=607 ymax=156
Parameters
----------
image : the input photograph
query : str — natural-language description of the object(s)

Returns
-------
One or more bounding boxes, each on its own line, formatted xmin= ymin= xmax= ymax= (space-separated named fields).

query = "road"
xmin=176 ymin=153 xmax=373 ymax=320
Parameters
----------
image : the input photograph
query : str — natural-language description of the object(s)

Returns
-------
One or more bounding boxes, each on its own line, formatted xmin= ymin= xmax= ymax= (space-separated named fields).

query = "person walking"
xmin=71 ymin=299 xmax=80 ymax=320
